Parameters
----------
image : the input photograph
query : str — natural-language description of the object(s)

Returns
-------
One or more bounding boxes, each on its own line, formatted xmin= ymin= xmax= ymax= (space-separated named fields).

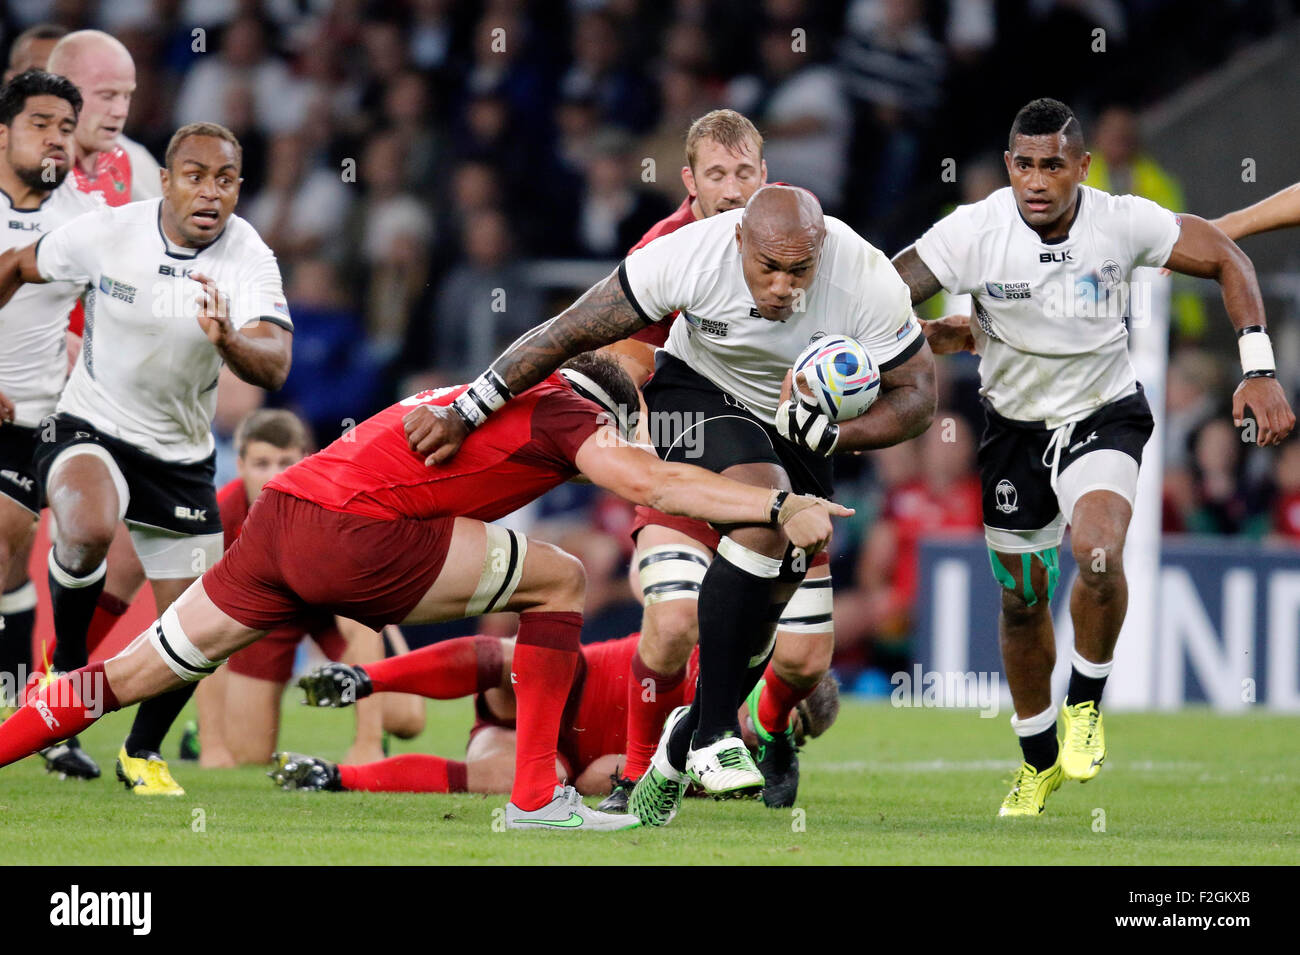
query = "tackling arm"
xmin=572 ymin=428 xmax=853 ymax=550
xmin=891 ymin=244 xmax=975 ymax=355
xmin=1164 ymin=214 xmax=1295 ymax=446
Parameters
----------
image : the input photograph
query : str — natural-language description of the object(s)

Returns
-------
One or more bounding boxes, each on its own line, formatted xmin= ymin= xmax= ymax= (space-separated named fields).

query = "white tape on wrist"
xmin=1239 ymin=330 xmax=1276 ymax=374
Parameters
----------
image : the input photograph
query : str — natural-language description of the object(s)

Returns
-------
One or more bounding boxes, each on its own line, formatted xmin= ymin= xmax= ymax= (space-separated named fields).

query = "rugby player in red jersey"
xmin=0 ymin=352 xmax=850 ymax=830
xmin=194 ymin=410 xmax=424 ymax=768
xmin=596 ymin=110 xmax=836 ymax=812
xmin=269 ymin=631 xmax=839 ymax=801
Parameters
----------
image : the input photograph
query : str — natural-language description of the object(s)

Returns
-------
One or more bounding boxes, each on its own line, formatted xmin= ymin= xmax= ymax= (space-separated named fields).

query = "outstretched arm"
xmin=573 ymin=428 xmax=853 ymax=551
xmin=1164 ymin=214 xmax=1294 ymax=446
xmin=1212 ymin=182 xmax=1300 ymax=241
xmin=405 ymin=268 xmax=651 ymax=464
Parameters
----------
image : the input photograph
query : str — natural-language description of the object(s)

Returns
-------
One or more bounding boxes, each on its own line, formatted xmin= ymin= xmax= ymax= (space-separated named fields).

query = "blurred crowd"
xmin=3 ymin=0 xmax=1298 ymax=678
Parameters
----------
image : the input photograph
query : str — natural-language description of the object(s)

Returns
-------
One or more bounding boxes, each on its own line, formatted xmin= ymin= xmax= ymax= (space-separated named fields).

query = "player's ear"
xmin=1079 ymin=151 xmax=1092 ymax=180
xmin=734 ymin=222 xmax=743 ymax=252
xmin=681 ymin=164 xmax=695 ymax=197
xmin=1003 ymin=150 xmax=1013 ymax=177
xmin=159 ymin=166 xmax=169 ymax=191
xmin=759 ymin=159 xmax=768 ymax=185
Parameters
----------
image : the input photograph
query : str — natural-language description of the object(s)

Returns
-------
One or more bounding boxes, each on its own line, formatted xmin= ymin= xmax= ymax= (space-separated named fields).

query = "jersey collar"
xmin=156 ymin=201 xmax=228 ymax=259
xmin=0 ymin=184 xmax=55 ymax=212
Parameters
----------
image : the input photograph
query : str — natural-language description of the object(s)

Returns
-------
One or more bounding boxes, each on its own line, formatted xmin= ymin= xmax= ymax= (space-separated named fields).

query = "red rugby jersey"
xmin=217 ymin=478 xmax=249 ymax=549
xmin=268 ymin=377 xmax=606 ymax=521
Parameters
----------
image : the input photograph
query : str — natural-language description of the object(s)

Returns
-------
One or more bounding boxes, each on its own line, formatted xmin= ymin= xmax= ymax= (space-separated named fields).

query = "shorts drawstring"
xmin=1041 ymin=420 xmax=1077 ymax=497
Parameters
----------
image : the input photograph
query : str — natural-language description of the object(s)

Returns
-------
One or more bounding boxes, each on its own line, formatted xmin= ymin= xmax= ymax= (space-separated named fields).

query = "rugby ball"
xmin=792 ymin=335 xmax=881 ymax=422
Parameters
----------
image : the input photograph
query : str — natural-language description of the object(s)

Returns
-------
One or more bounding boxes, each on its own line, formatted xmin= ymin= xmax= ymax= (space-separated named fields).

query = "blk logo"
xmin=1039 ymin=251 xmax=1072 ymax=263
xmin=174 ymin=506 xmax=207 ymax=521
xmin=8 ymin=220 xmax=42 ymax=231
xmin=159 ymin=264 xmax=196 ymax=278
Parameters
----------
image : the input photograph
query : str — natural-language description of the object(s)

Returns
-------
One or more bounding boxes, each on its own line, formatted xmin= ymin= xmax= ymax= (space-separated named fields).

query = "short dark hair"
xmin=0 ymin=68 xmax=82 ymax=127
xmin=794 ymin=672 xmax=840 ymax=746
xmin=1009 ymin=97 xmax=1085 ymax=156
xmin=559 ymin=351 xmax=639 ymax=434
xmin=235 ymin=409 xmax=312 ymax=457
xmin=165 ymin=121 xmax=243 ymax=171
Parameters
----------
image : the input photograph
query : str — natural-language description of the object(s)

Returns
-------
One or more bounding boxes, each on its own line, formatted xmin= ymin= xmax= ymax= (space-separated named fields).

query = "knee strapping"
xmin=637 ymin=543 xmax=710 ymax=605
xmin=717 ymin=536 xmax=783 ymax=579
xmin=989 ymin=547 xmax=1060 ymax=607
xmin=147 ymin=606 xmax=220 ymax=682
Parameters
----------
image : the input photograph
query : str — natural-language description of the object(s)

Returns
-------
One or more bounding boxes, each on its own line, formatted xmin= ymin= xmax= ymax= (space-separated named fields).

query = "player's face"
xmin=736 ymin=223 xmax=821 ymax=322
xmin=685 ymin=138 xmax=767 ymax=217
xmin=160 ymin=136 xmax=242 ymax=247
xmin=237 ymin=441 xmax=306 ymax=501
xmin=67 ymin=55 xmax=136 ymax=155
xmin=0 ymin=94 xmax=76 ymax=192
xmin=1004 ymin=133 xmax=1090 ymax=234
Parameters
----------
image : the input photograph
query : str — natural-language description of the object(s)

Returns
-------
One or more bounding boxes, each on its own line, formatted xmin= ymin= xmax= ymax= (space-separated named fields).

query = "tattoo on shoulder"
xmin=493 ymin=270 xmax=648 ymax=394
xmin=892 ymin=246 xmax=943 ymax=306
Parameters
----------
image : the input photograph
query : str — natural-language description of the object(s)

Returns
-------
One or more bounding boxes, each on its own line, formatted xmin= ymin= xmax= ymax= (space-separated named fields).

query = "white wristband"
xmin=452 ymin=371 xmax=512 ymax=430
xmin=1238 ymin=330 xmax=1276 ymax=375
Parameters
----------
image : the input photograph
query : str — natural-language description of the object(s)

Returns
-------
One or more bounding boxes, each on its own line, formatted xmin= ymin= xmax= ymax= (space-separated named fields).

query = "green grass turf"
xmin=0 ymin=697 xmax=1296 ymax=864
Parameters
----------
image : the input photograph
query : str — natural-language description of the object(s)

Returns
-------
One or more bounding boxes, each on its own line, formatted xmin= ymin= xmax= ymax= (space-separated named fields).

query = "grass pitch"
xmin=0 ymin=698 xmax=1295 ymax=865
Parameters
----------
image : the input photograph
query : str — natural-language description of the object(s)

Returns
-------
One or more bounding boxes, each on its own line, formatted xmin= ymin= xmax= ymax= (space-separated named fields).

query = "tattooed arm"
xmin=891 ymin=246 xmax=944 ymax=307
xmin=404 ymin=267 xmax=651 ymax=464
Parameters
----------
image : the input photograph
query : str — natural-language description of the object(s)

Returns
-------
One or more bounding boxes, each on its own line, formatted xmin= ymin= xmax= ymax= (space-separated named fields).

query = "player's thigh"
xmin=222 ymin=671 xmax=284 ymax=764
xmin=466 ymin=724 xmax=516 ymax=763
xmin=1058 ymin=450 xmax=1138 ymax=568
xmin=714 ymin=460 xmax=791 ymax=556
xmin=149 ymin=575 xmax=198 ymax=615
xmin=401 ymin=518 xmax=583 ymax=623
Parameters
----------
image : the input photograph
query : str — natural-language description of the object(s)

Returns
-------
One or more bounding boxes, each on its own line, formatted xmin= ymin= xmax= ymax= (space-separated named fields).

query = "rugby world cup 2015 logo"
xmin=995 ymin=479 xmax=1018 ymax=514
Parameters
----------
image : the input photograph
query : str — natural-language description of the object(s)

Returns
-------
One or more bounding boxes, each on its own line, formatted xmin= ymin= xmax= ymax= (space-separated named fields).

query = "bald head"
xmin=45 ymin=30 xmax=136 ymax=159
xmin=736 ymin=186 xmax=826 ymax=322
xmin=740 ymin=184 xmax=824 ymax=246
xmin=46 ymin=30 xmax=133 ymax=79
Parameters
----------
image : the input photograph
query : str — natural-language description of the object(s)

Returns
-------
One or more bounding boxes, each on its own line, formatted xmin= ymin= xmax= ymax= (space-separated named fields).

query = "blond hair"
xmin=685 ymin=109 xmax=763 ymax=171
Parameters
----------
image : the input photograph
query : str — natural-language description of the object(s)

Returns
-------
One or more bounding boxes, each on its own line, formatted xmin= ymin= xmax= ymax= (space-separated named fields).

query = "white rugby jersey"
xmin=0 ymin=180 xmax=105 ymax=427
xmin=36 ymin=198 xmax=292 ymax=462
xmin=914 ymin=185 xmax=1181 ymax=427
xmin=621 ymin=208 xmax=921 ymax=425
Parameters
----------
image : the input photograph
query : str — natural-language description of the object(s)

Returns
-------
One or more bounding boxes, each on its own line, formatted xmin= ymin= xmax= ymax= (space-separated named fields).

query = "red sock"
xmin=509 ymin=611 xmax=581 ymax=811
xmin=756 ymin=664 xmax=814 ymax=735
xmin=624 ymin=653 xmax=688 ymax=780
xmin=0 ymin=662 xmax=120 ymax=768
xmin=364 ymin=635 xmax=502 ymax=698
xmin=85 ymin=592 xmax=131 ymax=657
xmin=339 ymin=754 xmax=468 ymax=793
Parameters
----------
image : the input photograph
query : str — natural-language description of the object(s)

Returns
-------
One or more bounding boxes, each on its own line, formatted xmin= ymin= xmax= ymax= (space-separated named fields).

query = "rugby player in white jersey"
xmin=0 ymin=71 xmax=105 ymax=734
xmin=0 ymin=121 xmax=292 ymax=794
xmin=892 ymin=98 xmax=1295 ymax=817
xmin=404 ymin=184 xmax=937 ymax=826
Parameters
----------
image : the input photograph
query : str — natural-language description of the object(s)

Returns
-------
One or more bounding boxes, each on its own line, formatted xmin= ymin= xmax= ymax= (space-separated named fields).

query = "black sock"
xmin=666 ymin=688 xmax=700 ymax=771
xmin=124 ymin=683 xmax=198 ymax=757
xmin=1019 ymin=725 xmax=1059 ymax=772
xmin=692 ymin=552 xmax=781 ymax=748
xmin=0 ymin=586 xmax=36 ymax=702
xmin=48 ymin=554 xmax=105 ymax=673
xmin=1066 ymin=668 xmax=1108 ymax=708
